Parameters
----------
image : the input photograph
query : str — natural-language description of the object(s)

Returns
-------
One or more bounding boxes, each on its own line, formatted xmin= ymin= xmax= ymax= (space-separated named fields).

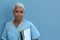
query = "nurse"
xmin=1 ymin=3 xmax=40 ymax=40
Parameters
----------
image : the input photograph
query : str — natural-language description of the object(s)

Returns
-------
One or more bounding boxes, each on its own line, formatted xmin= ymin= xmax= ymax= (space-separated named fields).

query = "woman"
xmin=1 ymin=3 xmax=40 ymax=40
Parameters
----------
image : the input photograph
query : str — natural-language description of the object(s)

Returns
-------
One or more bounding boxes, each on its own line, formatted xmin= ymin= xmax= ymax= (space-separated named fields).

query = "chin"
xmin=16 ymin=18 xmax=22 ymax=20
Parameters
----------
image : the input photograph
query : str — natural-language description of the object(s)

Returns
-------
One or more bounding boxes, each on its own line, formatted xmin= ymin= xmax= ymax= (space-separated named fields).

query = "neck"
xmin=14 ymin=19 xmax=23 ymax=24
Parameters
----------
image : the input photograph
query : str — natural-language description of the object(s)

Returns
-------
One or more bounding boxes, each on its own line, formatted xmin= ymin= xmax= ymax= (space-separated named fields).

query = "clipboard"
xmin=23 ymin=28 xmax=31 ymax=40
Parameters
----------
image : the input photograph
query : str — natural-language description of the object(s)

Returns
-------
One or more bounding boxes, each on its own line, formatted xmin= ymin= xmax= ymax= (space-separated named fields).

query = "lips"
xmin=16 ymin=16 xmax=22 ymax=18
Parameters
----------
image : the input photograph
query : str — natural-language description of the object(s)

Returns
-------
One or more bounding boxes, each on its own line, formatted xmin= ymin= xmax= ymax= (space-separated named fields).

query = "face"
xmin=13 ymin=7 xmax=24 ymax=20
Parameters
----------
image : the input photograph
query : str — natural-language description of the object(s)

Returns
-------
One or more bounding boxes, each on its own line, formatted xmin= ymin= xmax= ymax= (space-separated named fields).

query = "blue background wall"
xmin=0 ymin=0 xmax=60 ymax=40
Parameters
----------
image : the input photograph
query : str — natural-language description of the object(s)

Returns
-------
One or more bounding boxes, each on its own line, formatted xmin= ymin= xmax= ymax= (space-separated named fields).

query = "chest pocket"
xmin=7 ymin=31 xmax=13 ymax=40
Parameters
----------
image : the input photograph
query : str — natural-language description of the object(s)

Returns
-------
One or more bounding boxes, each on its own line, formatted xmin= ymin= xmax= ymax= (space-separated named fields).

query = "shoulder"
xmin=5 ymin=21 xmax=13 ymax=29
xmin=24 ymin=19 xmax=33 ymax=25
xmin=24 ymin=19 xmax=35 ymax=28
xmin=23 ymin=19 xmax=35 ymax=30
xmin=3 ymin=21 xmax=13 ymax=32
xmin=5 ymin=21 xmax=13 ymax=26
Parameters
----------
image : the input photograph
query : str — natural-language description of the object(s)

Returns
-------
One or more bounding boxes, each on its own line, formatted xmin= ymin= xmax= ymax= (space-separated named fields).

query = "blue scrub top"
xmin=1 ymin=19 xmax=40 ymax=40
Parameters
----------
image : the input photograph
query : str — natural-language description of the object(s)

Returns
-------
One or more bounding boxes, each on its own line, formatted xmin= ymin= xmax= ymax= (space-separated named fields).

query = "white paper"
xmin=24 ymin=28 xmax=31 ymax=40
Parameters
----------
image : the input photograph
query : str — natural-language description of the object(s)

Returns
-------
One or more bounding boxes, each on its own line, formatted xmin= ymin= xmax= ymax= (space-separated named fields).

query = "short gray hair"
xmin=13 ymin=3 xmax=25 ymax=10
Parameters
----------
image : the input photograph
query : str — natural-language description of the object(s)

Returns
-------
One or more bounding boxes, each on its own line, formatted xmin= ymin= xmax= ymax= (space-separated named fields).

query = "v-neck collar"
xmin=12 ymin=20 xmax=23 ymax=30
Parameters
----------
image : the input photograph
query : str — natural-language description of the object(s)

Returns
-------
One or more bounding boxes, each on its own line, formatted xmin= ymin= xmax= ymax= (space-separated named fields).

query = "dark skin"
xmin=13 ymin=6 xmax=24 ymax=27
xmin=13 ymin=6 xmax=39 ymax=40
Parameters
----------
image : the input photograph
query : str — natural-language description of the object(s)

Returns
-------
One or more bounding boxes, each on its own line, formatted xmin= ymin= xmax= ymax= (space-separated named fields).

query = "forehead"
xmin=14 ymin=6 xmax=24 ymax=11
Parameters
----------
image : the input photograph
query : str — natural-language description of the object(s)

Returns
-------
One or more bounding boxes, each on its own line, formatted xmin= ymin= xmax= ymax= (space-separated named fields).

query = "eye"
xmin=20 ymin=11 xmax=23 ymax=13
xmin=15 ymin=10 xmax=19 ymax=13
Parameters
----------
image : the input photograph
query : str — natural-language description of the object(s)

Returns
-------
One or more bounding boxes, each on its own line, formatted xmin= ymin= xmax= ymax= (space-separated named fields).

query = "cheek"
xmin=14 ymin=13 xmax=24 ymax=17
xmin=14 ymin=13 xmax=19 ymax=18
xmin=14 ymin=13 xmax=18 ymax=17
xmin=20 ymin=13 xmax=24 ymax=16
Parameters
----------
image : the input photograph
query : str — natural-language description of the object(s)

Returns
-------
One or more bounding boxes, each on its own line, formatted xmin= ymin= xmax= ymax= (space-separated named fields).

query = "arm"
xmin=31 ymin=22 xmax=40 ymax=40
xmin=1 ymin=23 xmax=8 ymax=40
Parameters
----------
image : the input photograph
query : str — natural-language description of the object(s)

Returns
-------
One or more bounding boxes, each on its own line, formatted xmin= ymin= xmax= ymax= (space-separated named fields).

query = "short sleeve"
xmin=1 ymin=23 xmax=8 ymax=40
xmin=31 ymin=23 xmax=40 ymax=39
